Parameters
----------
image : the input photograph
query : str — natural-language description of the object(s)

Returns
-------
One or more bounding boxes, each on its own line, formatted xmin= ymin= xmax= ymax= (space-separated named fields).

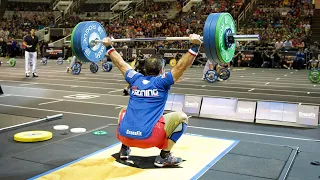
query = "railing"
xmin=183 ymin=0 xmax=191 ymax=7
xmin=35 ymin=27 xmax=48 ymax=41
xmin=110 ymin=0 xmax=120 ymax=10
xmin=49 ymin=34 xmax=71 ymax=47
xmin=63 ymin=1 xmax=74 ymax=17
xmin=237 ymin=12 xmax=244 ymax=28
xmin=237 ymin=0 xmax=258 ymax=27
xmin=53 ymin=0 xmax=61 ymax=10
xmin=122 ymin=7 xmax=132 ymax=20
xmin=135 ymin=0 xmax=144 ymax=13
xmin=55 ymin=15 xmax=62 ymax=24
xmin=110 ymin=13 xmax=121 ymax=23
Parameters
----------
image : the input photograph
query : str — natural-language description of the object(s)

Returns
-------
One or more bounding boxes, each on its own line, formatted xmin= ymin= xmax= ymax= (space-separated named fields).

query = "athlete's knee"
xmin=177 ymin=111 xmax=188 ymax=124
xmin=165 ymin=111 xmax=188 ymax=143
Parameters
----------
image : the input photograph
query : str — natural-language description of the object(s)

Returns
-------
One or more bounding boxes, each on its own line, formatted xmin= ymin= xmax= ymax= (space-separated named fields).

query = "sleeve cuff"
xmin=188 ymin=44 xmax=200 ymax=56
xmin=106 ymin=46 xmax=115 ymax=55
xmin=188 ymin=48 xmax=198 ymax=56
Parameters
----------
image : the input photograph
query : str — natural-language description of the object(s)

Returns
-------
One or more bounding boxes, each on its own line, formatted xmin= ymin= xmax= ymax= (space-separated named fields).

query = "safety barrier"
xmin=165 ymin=93 xmax=320 ymax=128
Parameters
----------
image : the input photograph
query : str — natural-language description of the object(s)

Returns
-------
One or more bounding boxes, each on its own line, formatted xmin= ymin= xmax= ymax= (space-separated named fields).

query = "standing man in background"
xmin=23 ymin=29 xmax=39 ymax=77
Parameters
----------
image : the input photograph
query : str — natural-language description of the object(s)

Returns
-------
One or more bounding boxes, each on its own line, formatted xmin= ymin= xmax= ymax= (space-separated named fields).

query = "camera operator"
xmin=123 ymin=52 xmax=146 ymax=96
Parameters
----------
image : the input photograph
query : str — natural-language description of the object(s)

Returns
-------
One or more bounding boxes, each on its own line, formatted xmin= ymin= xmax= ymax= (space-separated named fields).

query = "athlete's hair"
xmin=144 ymin=55 xmax=164 ymax=76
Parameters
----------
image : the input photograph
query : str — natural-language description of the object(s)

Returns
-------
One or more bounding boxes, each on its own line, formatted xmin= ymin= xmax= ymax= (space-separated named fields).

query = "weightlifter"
xmin=102 ymin=34 xmax=202 ymax=167
xmin=23 ymin=29 xmax=39 ymax=78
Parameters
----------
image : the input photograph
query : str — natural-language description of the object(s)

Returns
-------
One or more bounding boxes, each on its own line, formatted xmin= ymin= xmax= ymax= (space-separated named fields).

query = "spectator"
xmin=295 ymin=48 xmax=305 ymax=70
xmin=283 ymin=38 xmax=293 ymax=50
xmin=308 ymin=56 xmax=319 ymax=69
xmin=271 ymin=49 xmax=281 ymax=68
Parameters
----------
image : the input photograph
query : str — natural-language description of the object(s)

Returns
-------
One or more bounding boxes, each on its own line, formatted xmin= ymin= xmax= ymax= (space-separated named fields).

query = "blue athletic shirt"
xmin=118 ymin=69 xmax=175 ymax=139
xmin=296 ymin=52 xmax=305 ymax=60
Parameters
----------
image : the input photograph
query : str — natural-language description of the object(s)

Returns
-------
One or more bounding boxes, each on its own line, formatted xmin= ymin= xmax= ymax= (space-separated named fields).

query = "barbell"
xmin=69 ymin=13 xmax=259 ymax=64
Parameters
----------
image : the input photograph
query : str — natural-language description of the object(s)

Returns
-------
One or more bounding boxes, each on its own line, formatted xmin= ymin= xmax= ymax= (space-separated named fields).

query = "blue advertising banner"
xmin=269 ymin=102 xmax=284 ymax=121
xmin=256 ymin=101 xmax=299 ymax=123
xmin=171 ymin=94 xmax=185 ymax=112
xmin=164 ymin=94 xmax=174 ymax=111
xmin=256 ymin=101 xmax=271 ymax=120
xmin=235 ymin=101 xmax=256 ymax=122
xmin=297 ymin=105 xmax=319 ymax=126
xmin=182 ymin=96 xmax=202 ymax=116
xmin=200 ymin=97 xmax=238 ymax=119
xmin=282 ymin=103 xmax=298 ymax=123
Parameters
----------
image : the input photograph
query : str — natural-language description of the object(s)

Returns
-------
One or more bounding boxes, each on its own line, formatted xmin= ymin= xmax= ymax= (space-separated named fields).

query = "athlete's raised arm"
xmin=171 ymin=34 xmax=202 ymax=82
xmin=102 ymin=38 xmax=132 ymax=76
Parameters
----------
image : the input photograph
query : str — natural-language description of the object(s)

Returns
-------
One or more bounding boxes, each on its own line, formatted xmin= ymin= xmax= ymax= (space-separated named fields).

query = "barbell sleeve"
xmin=232 ymin=35 xmax=260 ymax=41
xmin=92 ymin=34 xmax=260 ymax=44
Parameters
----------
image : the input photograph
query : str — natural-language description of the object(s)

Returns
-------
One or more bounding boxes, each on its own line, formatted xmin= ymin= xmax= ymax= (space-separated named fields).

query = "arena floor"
xmin=0 ymin=58 xmax=320 ymax=180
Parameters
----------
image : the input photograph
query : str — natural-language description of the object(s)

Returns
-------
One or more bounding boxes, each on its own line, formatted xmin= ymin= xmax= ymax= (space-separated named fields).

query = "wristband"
xmin=106 ymin=45 xmax=115 ymax=55
xmin=188 ymin=44 xmax=201 ymax=56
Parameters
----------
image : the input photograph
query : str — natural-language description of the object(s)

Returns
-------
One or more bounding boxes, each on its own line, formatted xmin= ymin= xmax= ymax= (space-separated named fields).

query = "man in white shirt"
xmin=283 ymin=39 xmax=292 ymax=50
xmin=275 ymin=40 xmax=283 ymax=50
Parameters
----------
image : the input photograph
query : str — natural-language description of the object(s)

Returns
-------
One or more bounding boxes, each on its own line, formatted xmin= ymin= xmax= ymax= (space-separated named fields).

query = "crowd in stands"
xmin=237 ymin=0 xmax=314 ymax=52
xmin=0 ymin=2 xmax=56 ymax=57
xmin=106 ymin=0 xmax=244 ymax=49
xmin=1 ymin=2 xmax=56 ymax=39
xmin=0 ymin=0 xmax=318 ymax=70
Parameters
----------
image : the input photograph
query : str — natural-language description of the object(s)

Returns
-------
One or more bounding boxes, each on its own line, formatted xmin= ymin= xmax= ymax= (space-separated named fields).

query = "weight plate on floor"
xmin=53 ymin=125 xmax=69 ymax=130
xmin=92 ymin=131 xmax=108 ymax=136
xmin=219 ymin=68 xmax=230 ymax=80
xmin=72 ymin=62 xmax=82 ymax=75
xmin=90 ymin=62 xmax=99 ymax=73
xmin=102 ymin=62 xmax=112 ymax=72
xmin=308 ymin=70 xmax=320 ymax=83
xmin=14 ymin=131 xmax=52 ymax=142
xmin=205 ymin=70 xmax=218 ymax=83
xmin=41 ymin=57 xmax=47 ymax=65
xmin=70 ymin=128 xmax=86 ymax=133
xmin=57 ymin=57 xmax=63 ymax=65
xmin=9 ymin=58 xmax=16 ymax=67
xmin=169 ymin=59 xmax=177 ymax=67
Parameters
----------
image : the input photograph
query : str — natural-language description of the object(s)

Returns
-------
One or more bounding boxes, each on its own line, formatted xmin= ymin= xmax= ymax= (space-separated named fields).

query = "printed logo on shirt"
xmin=131 ymin=89 xmax=159 ymax=97
xmin=142 ymin=80 xmax=150 ymax=84
xmin=127 ymin=70 xmax=137 ymax=78
xmin=126 ymin=129 xmax=142 ymax=136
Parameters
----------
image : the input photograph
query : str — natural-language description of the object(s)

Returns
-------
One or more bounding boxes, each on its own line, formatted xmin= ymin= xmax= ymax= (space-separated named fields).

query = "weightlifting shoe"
xmin=154 ymin=152 xmax=182 ymax=167
xmin=119 ymin=147 xmax=131 ymax=160
xmin=33 ymin=73 xmax=38 ymax=77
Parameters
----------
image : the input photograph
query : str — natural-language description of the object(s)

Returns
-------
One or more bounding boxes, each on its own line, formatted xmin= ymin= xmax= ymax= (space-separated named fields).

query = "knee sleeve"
xmin=163 ymin=112 xmax=188 ymax=142
xmin=169 ymin=123 xmax=187 ymax=143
